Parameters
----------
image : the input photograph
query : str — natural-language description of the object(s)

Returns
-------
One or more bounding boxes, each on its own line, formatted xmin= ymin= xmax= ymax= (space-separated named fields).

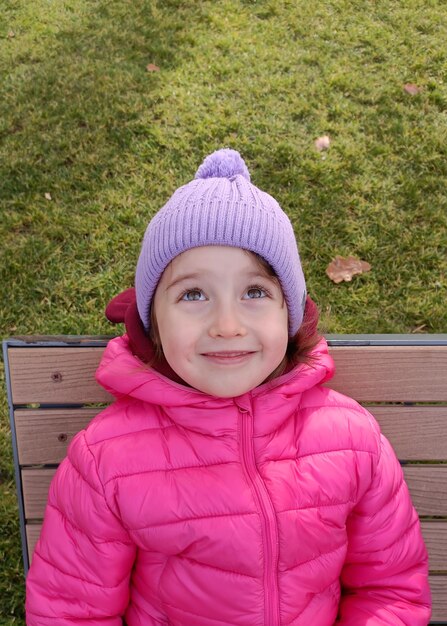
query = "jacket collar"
xmin=96 ymin=335 xmax=335 ymax=437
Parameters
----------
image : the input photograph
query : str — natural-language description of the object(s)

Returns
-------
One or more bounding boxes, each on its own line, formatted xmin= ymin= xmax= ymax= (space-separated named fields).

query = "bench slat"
xmin=22 ymin=469 xmax=55 ymax=517
xmin=15 ymin=405 xmax=447 ymax=466
xmin=403 ymin=466 xmax=447 ymax=517
xmin=26 ymin=525 xmax=41 ymax=562
xmin=24 ymin=523 xmax=447 ymax=621
xmin=420 ymin=521 xmax=447 ymax=571
xmin=429 ymin=576 xmax=447 ymax=622
xmin=328 ymin=345 xmax=447 ymax=402
xmin=8 ymin=347 xmax=112 ymax=405
xmin=15 ymin=408 xmax=101 ymax=465
xmin=22 ymin=465 xmax=447 ymax=520
xmin=8 ymin=345 xmax=447 ymax=404
xmin=369 ymin=406 xmax=447 ymax=461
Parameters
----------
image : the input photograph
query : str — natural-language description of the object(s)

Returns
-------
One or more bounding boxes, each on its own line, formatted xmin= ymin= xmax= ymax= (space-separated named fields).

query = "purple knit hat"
xmin=135 ymin=149 xmax=306 ymax=335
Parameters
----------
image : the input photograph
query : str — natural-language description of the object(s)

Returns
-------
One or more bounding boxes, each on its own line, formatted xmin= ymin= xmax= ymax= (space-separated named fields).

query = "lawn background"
xmin=1 ymin=0 xmax=446 ymax=622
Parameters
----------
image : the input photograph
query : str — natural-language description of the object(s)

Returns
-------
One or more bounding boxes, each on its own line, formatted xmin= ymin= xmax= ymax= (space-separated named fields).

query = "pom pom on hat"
xmin=195 ymin=148 xmax=251 ymax=182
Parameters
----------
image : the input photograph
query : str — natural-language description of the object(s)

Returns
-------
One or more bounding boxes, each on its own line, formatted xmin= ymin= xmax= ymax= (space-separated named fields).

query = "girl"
xmin=26 ymin=149 xmax=431 ymax=625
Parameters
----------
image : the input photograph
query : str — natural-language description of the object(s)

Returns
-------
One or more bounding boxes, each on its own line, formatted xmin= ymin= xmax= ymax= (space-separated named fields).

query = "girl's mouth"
xmin=201 ymin=351 xmax=255 ymax=364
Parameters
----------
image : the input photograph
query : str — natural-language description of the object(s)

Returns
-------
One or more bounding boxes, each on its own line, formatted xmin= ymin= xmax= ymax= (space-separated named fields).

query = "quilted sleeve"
xmin=26 ymin=431 xmax=137 ymax=625
xmin=336 ymin=430 xmax=431 ymax=625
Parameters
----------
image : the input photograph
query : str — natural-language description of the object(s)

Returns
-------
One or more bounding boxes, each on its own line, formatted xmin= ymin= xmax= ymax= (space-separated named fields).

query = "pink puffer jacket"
xmin=26 ymin=336 xmax=431 ymax=625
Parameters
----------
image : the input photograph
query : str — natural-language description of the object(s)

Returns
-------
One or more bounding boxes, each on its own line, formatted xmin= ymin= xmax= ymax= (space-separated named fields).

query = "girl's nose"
xmin=209 ymin=303 xmax=247 ymax=338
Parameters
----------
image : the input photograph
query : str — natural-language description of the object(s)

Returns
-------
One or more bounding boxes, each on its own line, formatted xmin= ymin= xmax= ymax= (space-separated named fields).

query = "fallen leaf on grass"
xmin=315 ymin=135 xmax=331 ymax=151
xmin=44 ymin=192 xmax=52 ymax=200
xmin=8 ymin=30 xmax=15 ymax=38
xmin=326 ymin=256 xmax=371 ymax=283
xmin=146 ymin=63 xmax=160 ymax=72
xmin=403 ymin=83 xmax=422 ymax=95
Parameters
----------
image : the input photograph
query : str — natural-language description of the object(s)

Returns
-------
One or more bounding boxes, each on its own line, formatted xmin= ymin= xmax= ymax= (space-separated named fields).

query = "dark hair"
xmin=148 ymin=251 xmax=321 ymax=379
xmin=285 ymin=295 xmax=321 ymax=367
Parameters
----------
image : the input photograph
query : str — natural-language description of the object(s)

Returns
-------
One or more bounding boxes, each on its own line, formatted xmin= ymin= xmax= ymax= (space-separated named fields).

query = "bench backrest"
xmin=3 ymin=335 xmax=447 ymax=623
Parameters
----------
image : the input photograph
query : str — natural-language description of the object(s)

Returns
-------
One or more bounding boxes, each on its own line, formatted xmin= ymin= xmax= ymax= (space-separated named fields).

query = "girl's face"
xmin=152 ymin=245 xmax=288 ymax=398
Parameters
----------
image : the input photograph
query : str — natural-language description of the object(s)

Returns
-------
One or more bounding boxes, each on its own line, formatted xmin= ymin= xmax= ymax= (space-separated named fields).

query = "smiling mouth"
xmin=201 ymin=351 xmax=255 ymax=363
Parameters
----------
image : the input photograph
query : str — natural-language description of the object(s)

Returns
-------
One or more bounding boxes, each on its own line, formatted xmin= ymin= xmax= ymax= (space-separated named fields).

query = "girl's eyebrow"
xmin=164 ymin=272 xmax=202 ymax=291
xmin=165 ymin=270 xmax=275 ymax=291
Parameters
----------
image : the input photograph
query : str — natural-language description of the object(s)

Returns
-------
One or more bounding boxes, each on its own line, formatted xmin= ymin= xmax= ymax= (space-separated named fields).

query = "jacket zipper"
xmin=239 ymin=406 xmax=281 ymax=626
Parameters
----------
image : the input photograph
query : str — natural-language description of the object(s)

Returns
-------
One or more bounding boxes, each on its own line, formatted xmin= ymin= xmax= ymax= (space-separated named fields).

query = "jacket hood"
xmin=96 ymin=335 xmax=335 ymax=435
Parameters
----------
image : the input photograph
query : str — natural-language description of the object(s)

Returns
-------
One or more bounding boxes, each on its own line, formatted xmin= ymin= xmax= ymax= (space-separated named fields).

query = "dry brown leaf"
xmin=326 ymin=256 xmax=371 ymax=283
xmin=8 ymin=30 xmax=15 ymax=38
xmin=146 ymin=63 xmax=160 ymax=72
xmin=44 ymin=192 xmax=52 ymax=200
xmin=315 ymin=135 xmax=330 ymax=151
xmin=403 ymin=83 xmax=421 ymax=95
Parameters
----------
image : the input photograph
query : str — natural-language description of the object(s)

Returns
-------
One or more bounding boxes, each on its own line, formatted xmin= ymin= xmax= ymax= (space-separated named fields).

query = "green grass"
xmin=1 ymin=0 xmax=447 ymax=622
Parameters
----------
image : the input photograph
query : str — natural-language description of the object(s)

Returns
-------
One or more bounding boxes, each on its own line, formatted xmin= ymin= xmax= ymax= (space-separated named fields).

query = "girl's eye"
xmin=180 ymin=289 xmax=206 ymax=301
xmin=245 ymin=286 xmax=268 ymax=299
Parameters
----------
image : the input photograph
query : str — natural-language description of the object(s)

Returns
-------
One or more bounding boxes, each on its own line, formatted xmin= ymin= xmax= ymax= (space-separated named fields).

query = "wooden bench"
xmin=3 ymin=334 xmax=447 ymax=624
